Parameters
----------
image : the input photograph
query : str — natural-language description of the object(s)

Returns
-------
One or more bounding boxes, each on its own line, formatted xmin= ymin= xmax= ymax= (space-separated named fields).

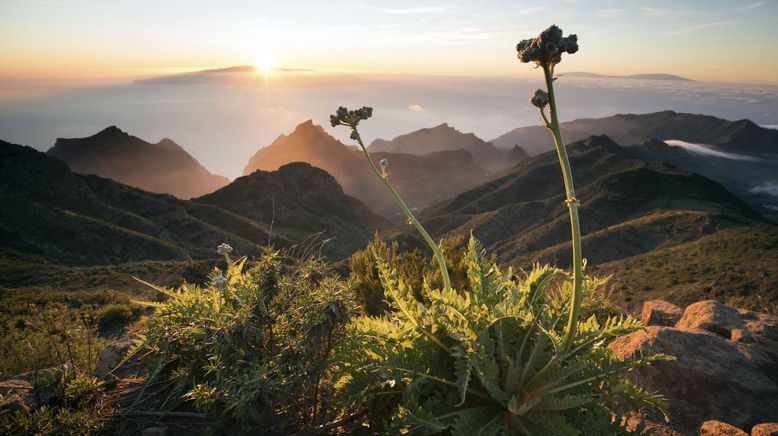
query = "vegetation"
xmin=127 ymin=252 xmax=355 ymax=434
xmin=335 ymin=237 xmax=667 ymax=434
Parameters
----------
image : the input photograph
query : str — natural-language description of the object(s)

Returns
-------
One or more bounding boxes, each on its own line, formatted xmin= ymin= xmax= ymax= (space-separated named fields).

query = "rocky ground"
xmin=3 ymin=298 xmax=777 ymax=435
xmin=611 ymin=299 xmax=778 ymax=435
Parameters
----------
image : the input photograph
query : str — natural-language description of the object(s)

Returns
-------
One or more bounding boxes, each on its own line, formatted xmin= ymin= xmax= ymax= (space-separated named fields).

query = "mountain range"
xmin=47 ymin=126 xmax=229 ymax=199
xmin=0 ymin=139 xmax=385 ymax=273
xmin=243 ymin=120 xmax=498 ymax=219
xmin=416 ymin=135 xmax=777 ymax=310
xmin=3 ymin=110 xmax=777 ymax=310
xmin=490 ymin=111 xmax=778 ymax=220
xmin=368 ymin=123 xmax=526 ymax=172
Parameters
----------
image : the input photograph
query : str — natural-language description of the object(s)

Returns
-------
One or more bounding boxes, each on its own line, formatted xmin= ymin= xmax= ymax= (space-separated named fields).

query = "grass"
xmin=592 ymin=224 xmax=778 ymax=315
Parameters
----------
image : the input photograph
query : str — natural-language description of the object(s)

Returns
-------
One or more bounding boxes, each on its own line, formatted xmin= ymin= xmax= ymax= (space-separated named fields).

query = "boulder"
xmin=610 ymin=324 xmax=778 ymax=434
xmin=752 ymin=423 xmax=778 ymax=436
xmin=95 ymin=339 xmax=132 ymax=378
xmin=641 ymin=300 xmax=682 ymax=326
xmin=0 ymin=379 xmax=32 ymax=412
xmin=700 ymin=420 xmax=747 ymax=435
xmin=675 ymin=300 xmax=778 ymax=342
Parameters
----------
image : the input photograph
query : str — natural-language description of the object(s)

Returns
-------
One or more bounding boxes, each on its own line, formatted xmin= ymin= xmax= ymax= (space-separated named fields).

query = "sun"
xmin=254 ymin=53 xmax=277 ymax=74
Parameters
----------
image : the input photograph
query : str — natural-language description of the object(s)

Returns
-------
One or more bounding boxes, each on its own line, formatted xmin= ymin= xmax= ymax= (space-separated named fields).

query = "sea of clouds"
xmin=1 ymin=73 xmax=777 ymax=179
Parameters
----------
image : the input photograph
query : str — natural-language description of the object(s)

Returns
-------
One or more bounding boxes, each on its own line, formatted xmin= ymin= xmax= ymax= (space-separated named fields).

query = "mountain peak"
xmin=156 ymin=137 xmax=183 ymax=151
xmin=94 ymin=125 xmax=128 ymax=138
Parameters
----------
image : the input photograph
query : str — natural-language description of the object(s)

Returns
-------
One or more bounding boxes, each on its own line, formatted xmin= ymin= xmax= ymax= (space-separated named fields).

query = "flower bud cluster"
xmin=516 ymin=25 xmax=578 ymax=67
xmin=530 ymin=89 xmax=549 ymax=108
xmin=330 ymin=106 xmax=373 ymax=128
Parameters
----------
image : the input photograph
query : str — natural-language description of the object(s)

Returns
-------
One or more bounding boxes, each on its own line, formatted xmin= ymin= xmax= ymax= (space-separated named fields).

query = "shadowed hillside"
xmin=47 ymin=126 xmax=229 ymax=199
xmin=416 ymin=135 xmax=776 ymax=311
xmin=243 ymin=120 xmax=492 ymax=220
xmin=0 ymin=140 xmax=385 ymax=277
xmin=491 ymin=111 xmax=778 ymax=221
xmin=491 ymin=110 xmax=778 ymax=155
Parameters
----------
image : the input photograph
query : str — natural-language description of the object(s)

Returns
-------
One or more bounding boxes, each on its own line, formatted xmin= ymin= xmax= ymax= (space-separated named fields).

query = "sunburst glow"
xmin=254 ymin=53 xmax=277 ymax=74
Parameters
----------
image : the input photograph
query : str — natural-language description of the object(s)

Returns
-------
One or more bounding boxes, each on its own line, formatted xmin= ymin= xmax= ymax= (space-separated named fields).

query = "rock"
xmin=0 ymin=369 xmax=62 ymax=408
xmin=675 ymin=300 xmax=778 ymax=375
xmin=2 ymin=393 xmax=28 ymax=413
xmin=675 ymin=300 xmax=778 ymax=342
xmin=609 ymin=325 xmax=778 ymax=434
xmin=700 ymin=420 xmax=747 ymax=435
xmin=0 ymin=379 xmax=32 ymax=412
xmin=141 ymin=427 xmax=168 ymax=436
xmin=95 ymin=339 xmax=132 ymax=378
xmin=641 ymin=300 xmax=682 ymax=326
xmin=752 ymin=423 xmax=778 ymax=436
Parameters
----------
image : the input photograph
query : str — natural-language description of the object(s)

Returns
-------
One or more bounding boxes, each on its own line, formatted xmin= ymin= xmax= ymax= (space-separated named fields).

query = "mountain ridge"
xmin=48 ymin=126 xmax=229 ymax=199
xmin=369 ymin=122 xmax=526 ymax=171
xmin=243 ymin=120 xmax=493 ymax=220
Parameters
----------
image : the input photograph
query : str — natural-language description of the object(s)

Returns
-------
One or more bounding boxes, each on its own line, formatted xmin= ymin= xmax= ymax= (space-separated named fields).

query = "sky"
xmin=1 ymin=0 xmax=777 ymax=84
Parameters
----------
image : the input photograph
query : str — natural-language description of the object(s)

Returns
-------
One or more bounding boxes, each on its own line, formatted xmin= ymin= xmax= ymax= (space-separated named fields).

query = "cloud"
xmin=595 ymin=8 xmax=626 ymax=17
xmin=377 ymin=6 xmax=452 ymax=15
xmin=735 ymin=1 xmax=766 ymax=10
xmin=513 ymin=5 xmax=546 ymax=15
xmin=641 ymin=6 xmax=690 ymax=16
xmin=408 ymin=104 xmax=428 ymax=112
xmin=662 ymin=20 xmax=738 ymax=35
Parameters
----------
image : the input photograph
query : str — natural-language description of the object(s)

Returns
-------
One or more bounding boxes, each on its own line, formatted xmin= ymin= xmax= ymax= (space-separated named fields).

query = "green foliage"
xmin=93 ymin=303 xmax=143 ymax=332
xmin=0 ymin=304 xmax=106 ymax=377
xmin=348 ymin=235 xmax=472 ymax=316
xmin=133 ymin=251 xmax=357 ymax=434
xmin=335 ymin=236 xmax=669 ymax=434
xmin=1 ymin=405 xmax=103 ymax=436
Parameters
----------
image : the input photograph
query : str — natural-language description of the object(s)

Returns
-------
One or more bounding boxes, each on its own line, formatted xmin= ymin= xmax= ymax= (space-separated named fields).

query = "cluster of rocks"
xmin=610 ymin=299 xmax=778 ymax=435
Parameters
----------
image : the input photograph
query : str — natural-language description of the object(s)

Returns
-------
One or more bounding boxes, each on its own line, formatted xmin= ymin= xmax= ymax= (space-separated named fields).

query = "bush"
xmin=94 ymin=303 xmax=143 ymax=331
xmin=132 ymin=251 xmax=357 ymax=434
xmin=334 ymin=237 xmax=669 ymax=434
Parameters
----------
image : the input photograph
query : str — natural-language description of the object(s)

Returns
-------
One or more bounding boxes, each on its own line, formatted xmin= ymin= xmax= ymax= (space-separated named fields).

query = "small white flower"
xmin=213 ymin=274 xmax=226 ymax=288
xmin=217 ymin=243 xmax=233 ymax=256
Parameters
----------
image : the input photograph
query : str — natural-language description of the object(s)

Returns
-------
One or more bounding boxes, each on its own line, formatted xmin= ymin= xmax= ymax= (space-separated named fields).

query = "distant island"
xmin=565 ymin=72 xmax=694 ymax=82
xmin=134 ymin=65 xmax=316 ymax=85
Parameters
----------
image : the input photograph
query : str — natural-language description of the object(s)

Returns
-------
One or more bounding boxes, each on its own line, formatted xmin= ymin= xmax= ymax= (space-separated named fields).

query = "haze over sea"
xmin=2 ymin=71 xmax=777 ymax=179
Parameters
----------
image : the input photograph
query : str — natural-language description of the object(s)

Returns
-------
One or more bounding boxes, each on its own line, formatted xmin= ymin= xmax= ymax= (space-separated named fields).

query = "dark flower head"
xmin=330 ymin=105 xmax=374 ymax=128
xmin=530 ymin=89 xmax=549 ymax=108
xmin=516 ymin=25 xmax=578 ymax=67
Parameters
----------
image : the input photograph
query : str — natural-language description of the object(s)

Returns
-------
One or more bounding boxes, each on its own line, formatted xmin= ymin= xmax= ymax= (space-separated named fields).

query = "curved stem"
xmin=351 ymin=127 xmax=453 ymax=293
xmin=542 ymin=65 xmax=583 ymax=351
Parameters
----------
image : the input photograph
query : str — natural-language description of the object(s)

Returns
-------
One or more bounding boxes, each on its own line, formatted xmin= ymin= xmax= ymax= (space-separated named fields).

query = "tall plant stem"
xmin=542 ymin=65 xmax=583 ymax=351
xmin=352 ymin=128 xmax=453 ymax=293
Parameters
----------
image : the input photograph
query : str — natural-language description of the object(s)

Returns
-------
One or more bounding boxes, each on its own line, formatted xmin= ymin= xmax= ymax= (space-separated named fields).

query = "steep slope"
xmin=623 ymin=138 xmax=778 ymax=221
xmin=196 ymin=162 xmax=389 ymax=259
xmin=491 ymin=111 xmax=778 ymax=156
xmin=242 ymin=120 xmax=491 ymax=220
xmin=48 ymin=126 xmax=229 ymax=199
xmin=491 ymin=111 xmax=778 ymax=221
xmin=370 ymin=123 xmax=525 ymax=171
xmin=419 ymin=136 xmax=771 ymax=280
xmin=0 ymin=140 xmax=383 ymax=270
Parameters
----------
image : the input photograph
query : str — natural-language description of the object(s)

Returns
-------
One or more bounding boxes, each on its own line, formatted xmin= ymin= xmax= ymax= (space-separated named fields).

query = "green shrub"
xmin=93 ymin=303 xmax=143 ymax=331
xmin=132 ymin=251 xmax=357 ymax=434
xmin=0 ymin=304 xmax=105 ymax=377
xmin=1 ymin=405 xmax=103 ymax=436
xmin=334 ymin=237 xmax=669 ymax=434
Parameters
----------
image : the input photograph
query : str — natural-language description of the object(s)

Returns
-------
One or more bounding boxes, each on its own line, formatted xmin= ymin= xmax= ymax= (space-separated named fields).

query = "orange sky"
xmin=1 ymin=0 xmax=777 ymax=85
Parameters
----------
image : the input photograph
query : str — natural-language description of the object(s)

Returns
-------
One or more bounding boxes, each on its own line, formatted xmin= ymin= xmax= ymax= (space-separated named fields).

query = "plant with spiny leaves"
xmin=334 ymin=237 xmax=669 ymax=434
xmin=330 ymin=25 xmax=670 ymax=435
